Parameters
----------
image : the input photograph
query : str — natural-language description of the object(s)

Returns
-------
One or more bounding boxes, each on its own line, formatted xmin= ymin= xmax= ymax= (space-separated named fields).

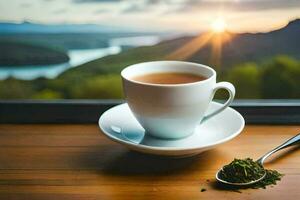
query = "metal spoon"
xmin=216 ymin=133 xmax=300 ymax=186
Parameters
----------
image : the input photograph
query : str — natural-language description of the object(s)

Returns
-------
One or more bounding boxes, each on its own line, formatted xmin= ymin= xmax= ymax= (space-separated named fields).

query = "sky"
xmin=0 ymin=0 xmax=299 ymax=33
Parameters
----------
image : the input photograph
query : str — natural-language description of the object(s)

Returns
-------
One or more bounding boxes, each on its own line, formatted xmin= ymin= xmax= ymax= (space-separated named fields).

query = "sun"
xmin=211 ymin=18 xmax=227 ymax=33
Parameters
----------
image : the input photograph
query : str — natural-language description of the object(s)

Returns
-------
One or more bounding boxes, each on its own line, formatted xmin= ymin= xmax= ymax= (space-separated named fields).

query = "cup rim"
xmin=121 ymin=61 xmax=216 ymax=87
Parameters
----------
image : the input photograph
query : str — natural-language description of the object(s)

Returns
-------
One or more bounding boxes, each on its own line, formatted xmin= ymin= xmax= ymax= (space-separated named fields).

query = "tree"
xmin=31 ymin=89 xmax=63 ymax=99
xmin=0 ymin=78 xmax=34 ymax=99
xmin=261 ymin=55 xmax=300 ymax=98
xmin=226 ymin=63 xmax=261 ymax=98
xmin=70 ymin=74 xmax=123 ymax=99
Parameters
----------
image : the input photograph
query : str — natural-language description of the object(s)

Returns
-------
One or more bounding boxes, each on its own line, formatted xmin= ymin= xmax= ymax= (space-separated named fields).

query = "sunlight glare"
xmin=211 ymin=18 xmax=227 ymax=33
xmin=166 ymin=17 xmax=233 ymax=68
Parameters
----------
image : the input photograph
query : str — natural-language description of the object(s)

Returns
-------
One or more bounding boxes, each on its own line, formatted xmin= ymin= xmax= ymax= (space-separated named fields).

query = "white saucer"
xmin=98 ymin=102 xmax=245 ymax=157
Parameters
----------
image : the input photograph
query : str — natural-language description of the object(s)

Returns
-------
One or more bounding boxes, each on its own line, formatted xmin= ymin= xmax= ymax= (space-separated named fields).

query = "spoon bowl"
xmin=215 ymin=167 xmax=266 ymax=186
xmin=215 ymin=133 xmax=300 ymax=186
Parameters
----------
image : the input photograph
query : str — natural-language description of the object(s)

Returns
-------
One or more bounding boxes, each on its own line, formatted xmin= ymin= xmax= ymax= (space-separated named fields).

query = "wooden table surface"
xmin=0 ymin=124 xmax=299 ymax=200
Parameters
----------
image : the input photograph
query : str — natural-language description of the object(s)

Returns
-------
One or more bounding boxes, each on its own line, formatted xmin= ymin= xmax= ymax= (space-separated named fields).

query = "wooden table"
xmin=0 ymin=124 xmax=299 ymax=200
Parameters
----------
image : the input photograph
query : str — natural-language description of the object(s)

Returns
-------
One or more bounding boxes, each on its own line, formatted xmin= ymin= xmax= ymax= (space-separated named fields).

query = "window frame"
xmin=0 ymin=99 xmax=299 ymax=124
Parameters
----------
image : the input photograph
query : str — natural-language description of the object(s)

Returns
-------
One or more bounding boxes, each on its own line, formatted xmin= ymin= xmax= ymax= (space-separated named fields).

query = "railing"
xmin=0 ymin=99 xmax=300 ymax=124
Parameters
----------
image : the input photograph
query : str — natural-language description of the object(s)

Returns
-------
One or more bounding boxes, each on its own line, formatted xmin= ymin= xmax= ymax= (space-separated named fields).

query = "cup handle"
xmin=203 ymin=82 xmax=235 ymax=121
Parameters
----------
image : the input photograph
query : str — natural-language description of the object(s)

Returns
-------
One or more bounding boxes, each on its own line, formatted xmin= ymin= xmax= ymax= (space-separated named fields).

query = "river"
xmin=0 ymin=35 xmax=161 ymax=80
xmin=0 ymin=46 xmax=121 ymax=80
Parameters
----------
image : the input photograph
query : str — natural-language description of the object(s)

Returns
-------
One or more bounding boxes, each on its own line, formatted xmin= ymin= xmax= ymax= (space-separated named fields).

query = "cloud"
xmin=120 ymin=0 xmax=173 ymax=13
xmin=73 ymin=0 xmax=121 ymax=3
xmin=235 ymin=0 xmax=300 ymax=11
xmin=20 ymin=3 xmax=32 ymax=8
xmin=53 ymin=8 xmax=67 ymax=14
xmin=94 ymin=8 xmax=110 ymax=13
xmin=71 ymin=0 xmax=300 ymax=14
xmin=144 ymin=0 xmax=170 ymax=4
xmin=121 ymin=3 xmax=147 ymax=13
xmin=174 ymin=0 xmax=300 ymax=12
xmin=72 ymin=0 xmax=170 ymax=3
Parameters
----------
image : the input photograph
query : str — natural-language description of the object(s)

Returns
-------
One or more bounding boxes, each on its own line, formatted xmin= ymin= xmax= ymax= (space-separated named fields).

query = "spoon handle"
xmin=257 ymin=133 xmax=300 ymax=165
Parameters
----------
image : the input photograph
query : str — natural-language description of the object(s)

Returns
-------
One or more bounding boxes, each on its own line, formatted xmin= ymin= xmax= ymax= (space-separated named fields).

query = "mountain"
xmin=0 ymin=22 xmax=167 ymax=50
xmin=61 ymin=19 xmax=300 ymax=77
xmin=0 ymin=41 xmax=69 ymax=66
xmin=0 ymin=19 xmax=299 ymax=99
xmin=163 ymin=19 xmax=300 ymax=68
xmin=211 ymin=19 xmax=300 ymax=67
xmin=0 ymin=21 xmax=134 ymax=34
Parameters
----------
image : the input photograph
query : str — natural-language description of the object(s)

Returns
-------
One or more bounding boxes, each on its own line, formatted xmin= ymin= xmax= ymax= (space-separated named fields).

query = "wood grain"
xmin=0 ymin=124 xmax=299 ymax=200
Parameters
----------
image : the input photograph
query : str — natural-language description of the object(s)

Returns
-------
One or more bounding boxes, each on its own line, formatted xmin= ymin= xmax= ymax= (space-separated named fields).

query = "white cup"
xmin=121 ymin=61 xmax=235 ymax=139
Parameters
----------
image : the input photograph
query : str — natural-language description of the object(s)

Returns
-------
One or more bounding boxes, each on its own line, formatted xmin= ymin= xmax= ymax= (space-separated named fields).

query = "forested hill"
xmin=64 ymin=19 xmax=300 ymax=77
xmin=0 ymin=41 xmax=69 ymax=66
